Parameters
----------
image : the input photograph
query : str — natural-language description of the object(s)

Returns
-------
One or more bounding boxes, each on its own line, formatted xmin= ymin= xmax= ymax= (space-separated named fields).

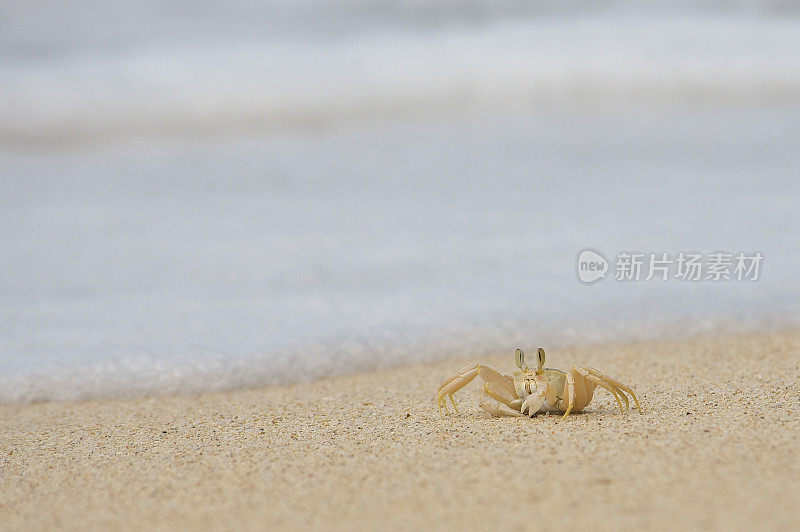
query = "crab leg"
xmin=446 ymin=394 xmax=459 ymax=414
xmin=582 ymin=366 xmax=642 ymax=413
xmin=575 ymin=367 xmax=626 ymax=414
xmin=562 ymin=371 xmax=577 ymax=419
xmin=561 ymin=366 xmax=625 ymax=420
xmin=437 ymin=364 xmax=516 ymax=415
xmin=484 ymin=381 xmax=516 ymax=406
xmin=479 ymin=398 xmax=525 ymax=417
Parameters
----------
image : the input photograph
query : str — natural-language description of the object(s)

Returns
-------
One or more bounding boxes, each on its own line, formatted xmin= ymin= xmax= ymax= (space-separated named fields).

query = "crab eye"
xmin=515 ymin=348 xmax=526 ymax=370
xmin=537 ymin=348 xmax=546 ymax=368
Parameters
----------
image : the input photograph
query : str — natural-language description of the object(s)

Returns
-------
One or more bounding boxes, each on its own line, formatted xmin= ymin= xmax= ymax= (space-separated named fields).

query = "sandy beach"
xmin=2 ymin=330 xmax=799 ymax=530
xmin=4 ymin=3 xmax=800 ymax=531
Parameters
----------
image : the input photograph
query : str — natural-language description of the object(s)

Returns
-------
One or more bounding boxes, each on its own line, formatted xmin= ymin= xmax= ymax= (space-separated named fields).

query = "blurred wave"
xmin=3 ymin=104 xmax=800 ymax=403
xmin=2 ymin=4 xmax=800 ymax=145
xmin=4 ymin=1 xmax=800 ymax=54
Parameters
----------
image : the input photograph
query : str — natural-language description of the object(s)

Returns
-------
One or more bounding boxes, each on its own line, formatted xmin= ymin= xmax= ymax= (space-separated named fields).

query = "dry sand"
xmin=2 ymin=331 xmax=799 ymax=530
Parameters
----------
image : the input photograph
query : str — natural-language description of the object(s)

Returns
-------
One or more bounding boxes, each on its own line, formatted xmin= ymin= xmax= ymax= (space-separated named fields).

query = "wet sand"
xmin=2 ymin=331 xmax=799 ymax=530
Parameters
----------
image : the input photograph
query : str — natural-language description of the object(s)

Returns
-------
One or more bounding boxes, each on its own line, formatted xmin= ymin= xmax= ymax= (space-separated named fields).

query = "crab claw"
xmin=521 ymin=394 xmax=544 ymax=417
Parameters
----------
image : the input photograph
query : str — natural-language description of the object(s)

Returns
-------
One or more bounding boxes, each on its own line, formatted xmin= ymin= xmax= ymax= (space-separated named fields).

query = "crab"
xmin=436 ymin=348 xmax=641 ymax=420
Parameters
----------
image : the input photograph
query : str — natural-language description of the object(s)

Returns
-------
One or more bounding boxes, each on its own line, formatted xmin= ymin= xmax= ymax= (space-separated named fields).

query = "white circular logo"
xmin=576 ymin=249 xmax=608 ymax=284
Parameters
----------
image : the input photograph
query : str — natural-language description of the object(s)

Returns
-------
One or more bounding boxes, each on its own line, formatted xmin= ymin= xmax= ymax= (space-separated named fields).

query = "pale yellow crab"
xmin=436 ymin=348 xmax=641 ymax=420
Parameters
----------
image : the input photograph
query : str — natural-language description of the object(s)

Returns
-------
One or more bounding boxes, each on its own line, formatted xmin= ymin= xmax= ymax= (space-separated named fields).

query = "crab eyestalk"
xmin=514 ymin=348 xmax=528 ymax=371
xmin=536 ymin=348 xmax=546 ymax=374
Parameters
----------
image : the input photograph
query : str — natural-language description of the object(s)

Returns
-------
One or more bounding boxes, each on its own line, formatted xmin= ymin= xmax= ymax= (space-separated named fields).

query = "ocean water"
xmin=2 ymin=2 xmax=800 ymax=403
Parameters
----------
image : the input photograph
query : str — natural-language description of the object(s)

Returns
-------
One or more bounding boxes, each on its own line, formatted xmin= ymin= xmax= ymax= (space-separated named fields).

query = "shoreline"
xmin=2 ymin=330 xmax=799 ymax=530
